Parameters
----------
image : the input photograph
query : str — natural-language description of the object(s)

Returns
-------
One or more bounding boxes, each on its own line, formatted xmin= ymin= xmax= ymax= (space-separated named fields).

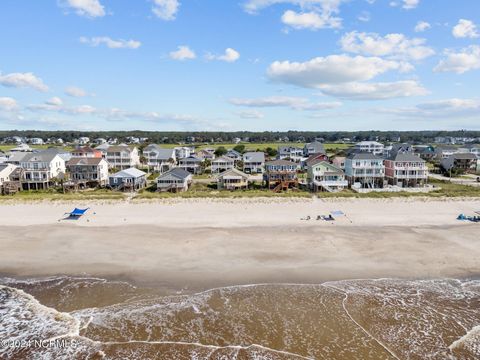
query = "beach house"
xmin=332 ymin=156 xmax=346 ymax=170
xmin=143 ymin=144 xmax=176 ymax=173
xmin=71 ymin=146 xmax=102 ymax=158
xmin=196 ymin=149 xmax=215 ymax=161
xmin=66 ymin=157 xmax=109 ymax=187
xmin=277 ymin=146 xmax=304 ymax=163
xmin=0 ymin=164 xmax=23 ymax=194
xmin=225 ymin=149 xmax=242 ymax=163
xmin=353 ymin=141 xmax=384 ymax=156
xmin=174 ymin=146 xmax=193 ymax=159
xmin=106 ymin=145 xmax=140 ymax=170
xmin=216 ymin=168 xmax=250 ymax=190
xmin=264 ymin=159 xmax=298 ymax=191
xmin=156 ymin=168 xmax=192 ymax=192
xmin=20 ymin=151 xmax=66 ymax=190
xmin=178 ymin=156 xmax=203 ymax=174
xmin=344 ymin=152 xmax=385 ymax=189
xmin=307 ymin=160 xmax=348 ymax=192
xmin=109 ymin=167 xmax=147 ymax=191
xmin=384 ymin=152 xmax=428 ymax=187
xmin=303 ymin=141 xmax=326 ymax=157
xmin=211 ymin=156 xmax=235 ymax=174
xmin=435 ymin=145 xmax=460 ymax=160
xmin=441 ymin=153 xmax=478 ymax=175
xmin=243 ymin=151 xmax=265 ymax=174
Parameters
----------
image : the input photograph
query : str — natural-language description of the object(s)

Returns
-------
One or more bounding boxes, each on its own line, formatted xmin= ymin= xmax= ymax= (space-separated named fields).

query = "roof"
xmin=22 ymin=151 xmax=61 ymax=163
xmin=355 ymin=141 xmax=384 ymax=146
xmin=110 ymin=167 xmax=146 ymax=178
xmin=157 ymin=167 xmax=191 ymax=180
xmin=451 ymin=153 xmax=477 ymax=160
xmin=146 ymin=147 xmax=175 ymax=160
xmin=308 ymin=160 xmax=344 ymax=173
xmin=243 ymin=151 xmax=265 ymax=162
xmin=347 ymin=152 xmax=383 ymax=160
xmin=179 ymin=156 xmax=202 ymax=163
xmin=212 ymin=156 xmax=234 ymax=163
xmin=6 ymin=152 xmax=30 ymax=163
xmin=226 ymin=149 xmax=242 ymax=157
xmin=305 ymin=141 xmax=325 ymax=154
xmin=67 ymin=157 xmax=105 ymax=166
xmin=107 ymin=145 xmax=132 ymax=153
xmin=389 ymin=153 xmax=425 ymax=162
xmin=265 ymin=159 xmax=297 ymax=166
xmin=216 ymin=168 xmax=249 ymax=180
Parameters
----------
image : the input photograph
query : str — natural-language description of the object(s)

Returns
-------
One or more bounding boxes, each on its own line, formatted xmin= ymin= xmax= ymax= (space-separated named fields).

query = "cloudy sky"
xmin=0 ymin=0 xmax=479 ymax=131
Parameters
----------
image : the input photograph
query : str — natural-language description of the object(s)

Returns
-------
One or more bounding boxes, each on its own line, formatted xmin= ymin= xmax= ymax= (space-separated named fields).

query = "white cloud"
xmin=236 ymin=110 xmax=265 ymax=119
xmin=152 ymin=0 xmax=180 ymax=21
xmin=452 ymin=19 xmax=479 ymax=38
xmin=340 ymin=31 xmax=435 ymax=61
xmin=169 ymin=45 xmax=196 ymax=61
xmin=65 ymin=86 xmax=88 ymax=97
xmin=243 ymin=0 xmax=345 ymax=30
xmin=0 ymin=72 xmax=49 ymax=92
xmin=318 ymin=80 xmax=429 ymax=100
xmin=79 ymin=36 xmax=141 ymax=49
xmin=434 ymin=45 xmax=480 ymax=74
xmin=60 ymin=0 xmax=105 ymax=18
xmin=414 ymin=21 xmax=431 ymax=32
xmin=402 ymin=0 xmax=419 ymax=9
xmin=267 ymin=55 xmax=407 ymax=88
xmin=281 ymin=10 xmax=341 ymax=30
xmin=45 ymin=97 xmax=63 ymax=106
xmin=229 ymin=96 xmax=341 ymax=110
xmin=384 ymin=98 xmax=480 ymax=120
xmin=357 ymin=11 xmax=371 ymax=22
xmin=0 ymin=97 xmax=18 ymax=111
xmin=206 ymin=48 xmax=240 ymax=62
xmin=416 ymin=98 xmax=479 ymax=110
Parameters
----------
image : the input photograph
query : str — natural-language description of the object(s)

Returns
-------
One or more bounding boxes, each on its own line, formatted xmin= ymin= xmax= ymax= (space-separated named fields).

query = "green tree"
xmin=214 ymin=146 xmax=227 ymax=156
xmin=233 ymin=144 xmax=245 ymax=153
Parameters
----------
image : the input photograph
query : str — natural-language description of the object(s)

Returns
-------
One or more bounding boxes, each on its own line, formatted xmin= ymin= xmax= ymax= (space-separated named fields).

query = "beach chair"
xmin=65 ymin=208 xmax=90 ymax=219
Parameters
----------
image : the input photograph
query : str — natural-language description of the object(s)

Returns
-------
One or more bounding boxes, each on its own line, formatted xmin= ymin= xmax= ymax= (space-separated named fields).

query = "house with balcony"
xmin=0 ymin=164 xmax=23 ymax=194
xmin=332 ymin=156 xmax=346 ymax=170
xmin=196 ymin=149 xmax=215 ymax=161
xmin=264 ymin=160 xmax=298 ymax=191
xmin=225 ymin=149 xmax=242 ymax=163
xmin=435 ymin=145 xmax=460 ymax=160
xmin=211 ymin=156 xmax=235 ymax=174
xmin=105 ymin=145 xmax=140 ymax=170
xmin=20 ymin=151 xmax=66 ymax=190
xmin=156 ymin=168 xmax=192 ymax=192
xmin=143 ymin=144 xmax=176 ymax=173
xmin=71 ymin=146 xmax=102 ymax=158
xmin=178 ymin=156 xmax=203 ymax=174
xmin=243 ymin=151 xmax=265 ymax=174
xmin=307 ymin=160 xmax=348 ymax=192
xmin=344 ymin=152 xmax=385 ymax=189
xmin=216 ymin=168 xmax=250 ymax=190
xmin=303 ymin=141 xmax=325 ymax=157
xmin=277 ymin=146 xmax=304 ymax=163
xmin=441 ymin=153 xmax=478 ymax=175
xmin=353 ymin=141 xmax=384 ymax=156
xmin=384 ymin=153 xmax=428 ymax=187
xmin=174 ymin=146 xmax=194 ymax=159
xmin=109 ymin=167 xmax=147 ymax=191
xmin=66 ymin=157 xmax=109 ymax=187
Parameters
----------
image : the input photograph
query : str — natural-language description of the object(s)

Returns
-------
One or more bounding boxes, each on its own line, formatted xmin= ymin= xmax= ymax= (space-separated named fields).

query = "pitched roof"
xmin=110 ymin=167 xmax=146 ymax=178
xmin=243 ymin=151 xmax=265 ymax=162
xmin=308 ymin=160 xmax=344 ymax=173
xmin=390 ymin=153 xmax=425 ymax=162
xmin=216 ymin=168 xmax=249 ymax=180
xmin=22 ymin=151 xmax=61 ymax=163
xmin=157 ymin=167 xmax=191 ymax=180
xmin=266 ymin=159 xmax=297 ymax=166
xmin=347 ymin=152 xmax=383 ymax=160
xmin=67 ymin=157 xmax=105 ymax=166
xmin=452 ymin=153 xmax=477 ymax=160
xmin=305 ymin=141 xmax=325 ymax=154
xmin=179 ymin=155 xmax=202 ymax=163
xmin=146 ymin=147 xmax=175 ymax=160
xmin=107 ymin=145 xmax=132 ymax=153
xmin=212 ymin=156 xmax=234 ymax=163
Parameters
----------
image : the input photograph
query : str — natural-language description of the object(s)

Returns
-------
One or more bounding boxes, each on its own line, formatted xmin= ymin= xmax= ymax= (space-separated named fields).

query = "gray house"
xmin=156 ymin=168 xmax=192 ymax=192
xmin=109 ymin=167 xmax=147 ymax=191
xmin=303 ymin=141 xmax=325 ymax=157
xmin=243 ymin=152 xmax=265 ymax=174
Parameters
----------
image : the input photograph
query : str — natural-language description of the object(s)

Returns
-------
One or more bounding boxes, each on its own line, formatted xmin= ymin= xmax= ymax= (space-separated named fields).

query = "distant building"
xmin=71 ymin=146 xmax=102 ymax=159
xmin=353 ymin=141 xmax=384 ymax=156
xmin=243 ymin=152 xmax=265 ymax=174
xmin=106 ymin=145 xmax=140 ymax=170
xmin=29 ymin=138 xmax=44 ymax=145
xmin=303 ymin=141 xmax=325 ymax=157
xmin=77 ymin=137 xmax=90 ymax=145
xmin=174 ymin=146 xmax=193 ymax=159
xmin=277 ymin=146 xmax=304 ymax=163
xmin=225 ymin=149 xmax=242 ymax=162
xmin=143 ymin=144 xmax=176 ymax=173
xmin=441 ymin=153 xmax=478 ymax=174
xmin=332 ymin=156 xmax=346 ymax=170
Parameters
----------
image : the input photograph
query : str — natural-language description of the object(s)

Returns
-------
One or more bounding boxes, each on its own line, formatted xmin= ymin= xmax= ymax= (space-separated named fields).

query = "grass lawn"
xmin=158 ymin=142 xmax=350 ymax=152
xmin=0 ymin=144 xmax=74 ymax=152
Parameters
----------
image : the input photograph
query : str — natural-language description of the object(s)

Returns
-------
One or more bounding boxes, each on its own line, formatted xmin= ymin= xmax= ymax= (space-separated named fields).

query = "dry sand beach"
xmin=1 ymin=198 xmax=480 ymax=359
xmin=0 ymin=198 xmax=479 ymax=287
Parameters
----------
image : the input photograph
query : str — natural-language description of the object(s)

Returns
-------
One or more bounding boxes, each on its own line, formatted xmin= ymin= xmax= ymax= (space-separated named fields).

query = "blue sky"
xmin=0 ymin=0 xmax=479 ymax=131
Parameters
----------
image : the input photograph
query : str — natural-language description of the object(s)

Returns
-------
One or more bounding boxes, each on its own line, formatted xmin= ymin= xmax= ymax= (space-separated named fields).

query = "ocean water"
xmin=0 ymin=277 xmax=479 ymax=359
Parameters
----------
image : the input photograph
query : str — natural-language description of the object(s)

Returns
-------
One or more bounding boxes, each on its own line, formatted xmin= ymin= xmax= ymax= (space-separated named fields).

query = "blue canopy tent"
xmin=65 ymin=208 xmax=89 ymax=218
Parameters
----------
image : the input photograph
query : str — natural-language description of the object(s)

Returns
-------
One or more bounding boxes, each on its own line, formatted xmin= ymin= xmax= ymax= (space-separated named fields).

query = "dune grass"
xmin=0 ymin=188 xmax=126 ymax=202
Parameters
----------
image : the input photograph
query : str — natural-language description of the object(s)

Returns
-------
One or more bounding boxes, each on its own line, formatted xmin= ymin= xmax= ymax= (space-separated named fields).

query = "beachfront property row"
xmin=0 ymin=140 xmax=478 ymax=194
